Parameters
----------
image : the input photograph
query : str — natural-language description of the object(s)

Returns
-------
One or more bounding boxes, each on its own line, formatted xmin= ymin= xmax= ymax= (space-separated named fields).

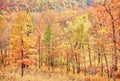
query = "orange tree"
xmin=9 ymin=10 xmax=34 ymax=76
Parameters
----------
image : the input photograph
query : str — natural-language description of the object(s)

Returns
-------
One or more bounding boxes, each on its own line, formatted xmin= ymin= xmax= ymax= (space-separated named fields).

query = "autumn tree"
xmin=43 ymin=24 xmax=53 ymax=70
xmin=102 ymin=0 xmax=120 ymax=72
xmin=10 ymin=10 xmax=34 ymax=77
xmin=35 ymin=10 xmax=57 ymax=68
xmin=65 ymin=13 xmax=91 ymax=74
xmin=0 ymin=14 xmax=8 ymax=65
xmin=88 ymin=4 xmax=112 ymax=78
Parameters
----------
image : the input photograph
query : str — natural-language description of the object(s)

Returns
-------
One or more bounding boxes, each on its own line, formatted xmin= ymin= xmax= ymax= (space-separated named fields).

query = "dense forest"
xmin=0 ymin=0 xmax=120 ymax=81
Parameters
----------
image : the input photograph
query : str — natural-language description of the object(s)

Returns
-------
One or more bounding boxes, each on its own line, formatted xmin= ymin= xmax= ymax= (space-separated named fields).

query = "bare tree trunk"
xmin=75 ymin=43 xmax=81 ymax=74
xmin=72 ymin=63 xmax=75 ymax=74
xmin=119 ymin=29 xmax=120 ymax=52
xmin=66 ymin=55 xmax=70 ymax=74
xmin=100 ymin=55 xmax=103 ymax=77
xmin=0 ymin=48 xmax=4 ymax=64
xmin=61 ymin=58 xmax=63 ymax=73
xmin=75 ymin=54 xmax=80 ymax=74
xmin=46 ymin=45 xmax=48 ymax=66
xmin=88 ymin=44 xmax=92 ymax=67
xmin=48 ymin=44 xmax=50 ymax=70
xmin=93 ymin=47 xmax=96 ymax=67
xmin=82 ymin=46 xmax=86 ymax=76
xmin=21 ymin=38 xmax=24 ymax=77
xmin=38 ymin=36 xmax=41 ymax=68
xmin=72 ymin=53 xmax=76 ymax=74
xmin=104 ymin=54 xmax=109 ymax=78
xmin=98 ymin=47 xmax=101 ymax=64
xmin=67 ymin=57 xmax=69 ymax=73
xmin=67 ymin=58 xmax=69 ymax=73
xmin=77 ymin=62 xmax=80 ymax=74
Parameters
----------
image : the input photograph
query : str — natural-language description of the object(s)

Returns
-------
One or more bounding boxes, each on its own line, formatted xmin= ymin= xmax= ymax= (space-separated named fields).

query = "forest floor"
xmin=0 ymin=65 xmax=120 ymax=81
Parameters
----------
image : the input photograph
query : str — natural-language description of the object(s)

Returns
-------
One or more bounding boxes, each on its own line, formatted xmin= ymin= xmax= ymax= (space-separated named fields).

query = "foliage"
xmin=0 ymin=0 xmax=120 ymax=81
xmin=67 ymin=13 xmax=91 ymax=46
xmin=9 ymin=10 xmax=34 ymax=60
xmin=43 ymin=24 xmax=53 ymax=45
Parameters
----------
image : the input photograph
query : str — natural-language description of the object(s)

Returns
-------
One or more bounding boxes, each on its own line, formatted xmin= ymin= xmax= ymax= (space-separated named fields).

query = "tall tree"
xmin=102 ymin=0 xmax=120 ymax=71
xmin=43 ymin=24 xmax=53 ymax=70
xmin=10 ymin=10 xmax=34 ymax=77
xmin=67 ymin=13 xmax=91 ymax=74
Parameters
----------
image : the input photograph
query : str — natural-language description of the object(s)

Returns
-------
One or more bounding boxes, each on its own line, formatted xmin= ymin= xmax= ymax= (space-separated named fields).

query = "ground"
xmin=1 ymin=65 xmax=120 ymax=81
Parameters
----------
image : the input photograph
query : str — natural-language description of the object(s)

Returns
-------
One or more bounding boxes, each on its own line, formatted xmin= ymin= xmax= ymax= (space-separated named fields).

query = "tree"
xmin=66 ymin=13 xmax=91 ymax=74
xmin=43 ymin=24 xmax=53 ymax=70
xmin=103 ymin=0 xmax=120 ymax=72
xmin=10 ymin=10 xmax=34 ymax=77
xmin=88 ymin=1 xmax=120 ymax=79
xmin=88 ymin=4 xmax=111 ymax=78
xmin=0 ymin=14 xmax=8 ymax=65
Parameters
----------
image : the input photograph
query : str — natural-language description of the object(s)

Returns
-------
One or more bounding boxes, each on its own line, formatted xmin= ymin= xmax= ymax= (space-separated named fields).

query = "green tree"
xmin=43 ymin=24 xmax=53 ymax=70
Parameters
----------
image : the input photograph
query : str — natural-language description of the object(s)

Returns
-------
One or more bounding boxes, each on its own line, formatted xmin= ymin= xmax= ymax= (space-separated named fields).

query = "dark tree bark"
xmin=48 ymin=44 xmax=50 ymax=70
xmin=67 ymin=57 xmax=69 ymax=73
xmin=77 ymin=62 xmax=80 ymax=74
xmin=100 ymin=55 xmax=103 ymax=77
xmin=21 ymin=38 xmax=24 ymax=77
xmin=82 ymin=46 xmax=86 ymax=76
xmin=88 ymin=44 xmax=92 ymax=67
xmin=0 ymin=48 xmax=4 ymax=64
xmin=72 ymin=64 xmax=75 ymax=74
xmin=98 ymin=47 xmax=101 ymax=64
xmin=104 ymin=0 xmax=118 ymax=71
xmin=104 ymin=54 xmax=109 ymax=78
xmin=38 ymin=36 xmax=41 ymax=68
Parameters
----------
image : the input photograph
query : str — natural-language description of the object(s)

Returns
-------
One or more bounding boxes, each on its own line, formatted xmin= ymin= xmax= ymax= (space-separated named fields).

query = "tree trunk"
xmin=0 ymin=48 xmax=4 ymax=64
xmin=100 ymin=55 xmax=103 ymax=77
xmin=82 ymin=46 xmax=86 ymax=76
xmin=74 ymin=53 xmax=80 ymax=74
xmin=104 ymin=4 xmax=117 ymax=71
xmin=61 ymin=58 xmax=63 ymax=72
xmin=104 ymin=54 xmax=109 ymax=75
xmin=38 ymin=36 xmax=41 ymax=68
xmin=46 ymin=45 xmax=48 ymax=66
xmin=21 ymin=38 xmax=24 ymax=77
xmin=74 ymin=42 xmax=80 ymax=74
xmin=72 ymin=64 xmax=75 ymax=74
xmin=88 ymin=44 xmax=92 ymax=67
xmin=98 ymin=47 xmax=100 ymax=64
xmin=77 ymin=62 xmax=80 ymax=74
xmin=119 ymin=29 xmax=120 ymax=52
xmin=48 ymin=44 xmax=50 ymax=70
xmin=67 ymin=56 xmax=70 ymax=73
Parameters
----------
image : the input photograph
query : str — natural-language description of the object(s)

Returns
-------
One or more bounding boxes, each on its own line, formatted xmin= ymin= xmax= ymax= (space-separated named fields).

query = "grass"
xmin=1 ymin=65 xmax=120 ymax=81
